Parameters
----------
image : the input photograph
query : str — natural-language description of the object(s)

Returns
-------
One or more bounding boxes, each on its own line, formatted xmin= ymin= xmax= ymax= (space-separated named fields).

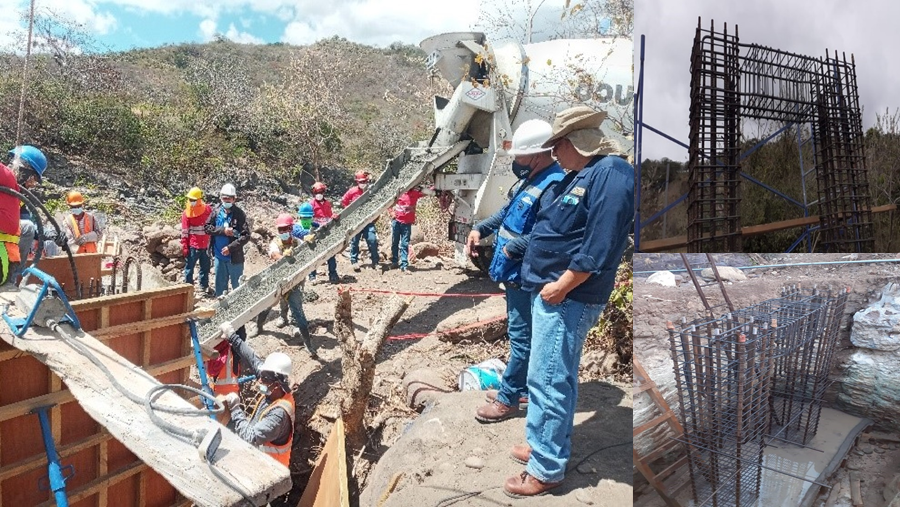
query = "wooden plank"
xmin=0 ymin=390 xmax=72 ymax=423
xmin=69 ymin=285 xmax=192 ymax=312
xmin=141 ymin=299 xmax=153 ymax=368
xmin=89 ymin=308 xmax=215 ymax=339
xmin=850 ymin=471 xmax=862 ymax=506
xmin=640 ymin=205 xmax=897 ymax=252
xmin=298 ymin=418 xmax=350 ymax=507
xmin=37 ymin=461 xmax=147 ymax=507
xmin=0 ymin=431 xmax=109 ymax=481
xmin=98 ymin=440 xmax=109 ymax=507
xmin=633 ymin=412 xmax=672 ymax=436
xmin=0 ymin=324 xmax=291 ymax=507
xmin=633 ymin=448 xmax=682 ymax=507
xmin=50 ymin=373 xmax=62 ymax=445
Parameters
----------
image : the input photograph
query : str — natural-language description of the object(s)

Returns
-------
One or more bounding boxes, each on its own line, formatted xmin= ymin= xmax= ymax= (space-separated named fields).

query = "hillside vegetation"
xmin=0 ymin=36 xmax=439 ymax=192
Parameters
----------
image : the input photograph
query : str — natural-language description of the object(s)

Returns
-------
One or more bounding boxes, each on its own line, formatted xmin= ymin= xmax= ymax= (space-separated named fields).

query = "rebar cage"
xmin=667 ymin=285 xmax=850 ymax=506
xmin=687 ymin=19 xmax=873 ymax=253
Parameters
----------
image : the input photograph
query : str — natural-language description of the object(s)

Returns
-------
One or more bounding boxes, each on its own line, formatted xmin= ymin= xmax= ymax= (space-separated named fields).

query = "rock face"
xmin=837 ymin=283 xmax=900 ymax=430
xmin=850 ymin=282 xmax=900 ymax=351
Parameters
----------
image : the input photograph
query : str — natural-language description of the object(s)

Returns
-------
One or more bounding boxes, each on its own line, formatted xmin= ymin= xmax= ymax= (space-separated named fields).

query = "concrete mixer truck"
xmin=419 ymin=31 xmax=634 ymax=269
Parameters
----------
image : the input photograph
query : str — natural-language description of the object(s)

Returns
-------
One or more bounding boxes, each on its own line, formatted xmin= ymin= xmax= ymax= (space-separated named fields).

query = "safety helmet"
xmin=297 ymin=202 xmax=314 ymax=218
xmin=66 ymin=191 xmax=85 ymax=206
xmin=186 ymin=187 xmax=203 ymax=200
xmin=508 ymin=119 xmax=553 ymax=156
xmin=311 ymin=182 xmax=327 ymax=194
xmin=260 ymin=352 xmax=292 ymax=378
xmin=220 ymin=183 xmax=237 ymax=197
xmin=9 ymin=145 xmax=48 ymax=181
xmin=354 ymin=171 xmax=368 ymax=183
xmin=276 ymin=213 xmax=294 ymax=228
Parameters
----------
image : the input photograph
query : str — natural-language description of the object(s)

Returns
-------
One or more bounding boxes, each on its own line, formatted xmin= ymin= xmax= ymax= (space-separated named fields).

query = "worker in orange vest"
xmin=63 ymin=191 xmax=102 ymax=254
xmin=218 ymin=324 xmax=295 ymax=467
xmin=207 ymin=326 xmax=246 ymax=396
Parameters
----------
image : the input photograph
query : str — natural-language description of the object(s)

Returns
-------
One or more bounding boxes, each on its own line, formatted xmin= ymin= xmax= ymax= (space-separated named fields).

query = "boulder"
xmin=410 ymin=242 xmax=441 ymax=263
xmin=851 ymin=283 xmax=900 ymax=351
xmin=647 ymin=271 xmax=676 ymax=287
xmin=700 ymin=266 xmax=746 ymax=281
xmin=156 ymin=239 xmax=183 ymax=259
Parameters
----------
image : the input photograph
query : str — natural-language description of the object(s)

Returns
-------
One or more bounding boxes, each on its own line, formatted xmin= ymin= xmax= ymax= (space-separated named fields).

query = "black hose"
xmin=18 ymin=185 xmax=82 ymax=298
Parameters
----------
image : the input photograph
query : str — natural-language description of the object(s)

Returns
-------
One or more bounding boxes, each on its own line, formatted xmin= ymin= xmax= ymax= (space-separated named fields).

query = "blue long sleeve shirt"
xmin=520 ymin=155 xmax=634 ymax=304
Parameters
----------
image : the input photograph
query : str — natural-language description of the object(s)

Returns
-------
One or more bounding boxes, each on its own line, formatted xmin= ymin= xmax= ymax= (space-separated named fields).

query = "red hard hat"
xmin=312 ymin=182 xmax=327 ymax=193
xmin=354 ymin=171 xmax=368 ymax=182
xmin=276 ymin=213 xmax=294 ymax=228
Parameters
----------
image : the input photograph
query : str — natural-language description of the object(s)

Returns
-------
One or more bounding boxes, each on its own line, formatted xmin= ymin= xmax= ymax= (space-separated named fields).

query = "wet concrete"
xmin=636 ymin=407 xmax=867 ymax=507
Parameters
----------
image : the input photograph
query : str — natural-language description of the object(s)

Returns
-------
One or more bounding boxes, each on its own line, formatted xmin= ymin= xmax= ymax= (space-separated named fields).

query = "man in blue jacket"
xmin=503 ymin=106 xmax=633 ymax=498
xmin=466 ymin=119 xmax=564 ymax=423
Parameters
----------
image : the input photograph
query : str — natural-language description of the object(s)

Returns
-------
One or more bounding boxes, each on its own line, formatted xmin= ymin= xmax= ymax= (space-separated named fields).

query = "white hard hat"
xmin=260 ymin=352 xmax=292 ymax=378
xmin=508 ymin=119 xmax=553 ymax=156
xmin=220 ymin=183 xmax=237 ymax=197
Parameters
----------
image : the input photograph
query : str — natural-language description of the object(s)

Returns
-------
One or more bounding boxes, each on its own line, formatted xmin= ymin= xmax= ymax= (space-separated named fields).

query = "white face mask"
xmin=358 ymin=183 xmax=368 ymax=190
xmin=258 ymin=383 xmax=270 ymax=395
xmin=314 ymin=194 xmax=324 ymax=201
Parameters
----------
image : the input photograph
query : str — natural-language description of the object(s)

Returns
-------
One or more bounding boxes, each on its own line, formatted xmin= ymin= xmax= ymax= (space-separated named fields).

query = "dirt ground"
xmin=633 ymin=253 xmax=900 ymax=507
xmin=194 ymin=238 xmax=631 ymax=505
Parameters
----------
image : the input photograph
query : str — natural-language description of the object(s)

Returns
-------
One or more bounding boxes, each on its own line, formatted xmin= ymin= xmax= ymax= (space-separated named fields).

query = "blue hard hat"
xmin=297 ymin=202 xmax=314 ymax=218
xmin=9 ymin=145 xmax=48 ymax=181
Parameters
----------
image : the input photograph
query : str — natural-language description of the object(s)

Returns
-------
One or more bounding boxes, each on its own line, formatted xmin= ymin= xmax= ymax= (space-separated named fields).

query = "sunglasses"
xmin=277 ymin=227 xmax=292 ymax=233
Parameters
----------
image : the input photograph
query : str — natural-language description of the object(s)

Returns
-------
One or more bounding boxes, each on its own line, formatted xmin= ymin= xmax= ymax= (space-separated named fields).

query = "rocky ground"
xmin=633 ymin=252 xmax=900 ymax=507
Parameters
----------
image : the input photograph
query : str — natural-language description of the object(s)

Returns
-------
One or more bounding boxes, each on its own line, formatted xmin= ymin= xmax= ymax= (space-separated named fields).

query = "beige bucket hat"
xmin=542 ymin=105 xmax=620 ymax=156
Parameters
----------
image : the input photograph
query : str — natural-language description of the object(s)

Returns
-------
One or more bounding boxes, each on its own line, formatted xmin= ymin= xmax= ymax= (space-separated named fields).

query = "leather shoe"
xmin=503 ymin=471 xmax=562 ymax=498
xmin=485 ymin=389 xmax=529 ymax=410
xmin=474 ymin=400 xmax=519 ymax=423
xmin=510 ymin=444 xmax=532 ymax=465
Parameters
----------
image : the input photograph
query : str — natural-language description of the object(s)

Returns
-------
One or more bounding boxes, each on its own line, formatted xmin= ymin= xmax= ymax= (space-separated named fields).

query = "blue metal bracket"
xmin=188 ymin=319 xmax=217 ymax=419
xmin=33 ymin=405 xmax=74 ymax=507
xmin=3 ymin=267 xmax=81 ymax=337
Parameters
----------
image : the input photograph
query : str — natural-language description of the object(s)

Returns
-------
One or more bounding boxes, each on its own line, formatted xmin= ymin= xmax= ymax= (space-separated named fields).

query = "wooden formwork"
xmin=24 ymin=254 xmax=104 ymax=300
xmin=0 ymin=285 xmax=195 ymax=507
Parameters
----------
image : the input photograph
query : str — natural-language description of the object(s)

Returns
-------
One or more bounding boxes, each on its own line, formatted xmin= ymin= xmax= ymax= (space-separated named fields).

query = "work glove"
xmin=303 ymin=233 xmax=316 ymax=245
xmin=75 ymin=236 xmax=87 ymax=246
xmin=220 ymin=322 xmax=236 ymax=341
xmin=283 ymin=248 xmax=293 ymax=257
xmin=223 ymin=392 xmax=240 ymax=408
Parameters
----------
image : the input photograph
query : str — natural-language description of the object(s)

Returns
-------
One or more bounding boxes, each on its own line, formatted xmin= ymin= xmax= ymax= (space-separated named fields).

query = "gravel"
xmin=197 ymin=143 xmax=464 ymax=344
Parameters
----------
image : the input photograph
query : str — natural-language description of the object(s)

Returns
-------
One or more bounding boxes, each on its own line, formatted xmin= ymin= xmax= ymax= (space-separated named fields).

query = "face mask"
xmin=279 ymin=232 xmax=291 ymax=241
xmin=300 ymin=218 xmax=313 ymax=229
xmin=190 ymin=199 xmax=199 ymax=207
xmin=70 ymin=207 xmax=83 ymax=215
xmin=257 ymin=383 xmax=270 ymax=395
xmin=511 ymin=161 xmax=532 ymax=179
xmin=314 ymin=194 xmax=324 ymax=201
xmin=358 ymin=183 xmax=367 ymax=190
xmin=222 ymin=202 xmax=233 ymax=209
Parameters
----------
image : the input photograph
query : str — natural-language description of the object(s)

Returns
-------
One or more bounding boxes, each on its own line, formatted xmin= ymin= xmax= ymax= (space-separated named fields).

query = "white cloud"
xmin=198 ymin=18 xmax=217 ymax=41
xmin=41 ymin=0 xmax=119 ymax=35
xmin=225 ymin=23 xmax=263 ymax=44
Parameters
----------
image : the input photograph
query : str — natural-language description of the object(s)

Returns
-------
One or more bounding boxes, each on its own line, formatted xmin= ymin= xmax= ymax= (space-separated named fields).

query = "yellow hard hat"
xmin=186 ymin=187 xmax=203 ymax=200
xmin=66 ymin=191 xmax=85 ymax=206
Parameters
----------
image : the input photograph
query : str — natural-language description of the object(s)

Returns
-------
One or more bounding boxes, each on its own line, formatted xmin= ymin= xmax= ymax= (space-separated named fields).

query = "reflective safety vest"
xmin=488 ymin=164 xmax=565 ymax=283
xmin=251 ymin=392 xmax=295 ymax=467
xmin=211 ymin=348 xmax=240 ymax=395
xmin=68 ymin=214 xmax=98 ymax=253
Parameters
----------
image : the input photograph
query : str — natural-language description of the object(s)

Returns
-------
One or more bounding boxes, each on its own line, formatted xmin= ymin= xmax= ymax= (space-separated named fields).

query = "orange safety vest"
xmin=211 ymin=348 xmax=240 ymax=395
xmin=68 ymin=214 xmax=98 ymax=253
xmin=251 ymin=392 xmax=295 ymax=467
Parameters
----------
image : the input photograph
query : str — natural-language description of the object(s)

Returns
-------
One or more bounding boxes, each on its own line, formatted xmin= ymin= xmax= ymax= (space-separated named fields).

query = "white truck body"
xmin=419 ymin=32 xmax=634 ymax=268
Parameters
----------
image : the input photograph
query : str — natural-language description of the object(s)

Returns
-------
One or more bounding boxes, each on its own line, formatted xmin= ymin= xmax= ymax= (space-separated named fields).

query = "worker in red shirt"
xmin=181 ymin=187 xmax=214 ymax=297
xmin=0 ymin=158 xmax=24 ymax=285
xmin=390 ymin=184 xmax=434 ymax=272
xmin=342 ymin=171 xmax=379 ymax=271
xmin=309 ymin=181 xmax=340 ymax=283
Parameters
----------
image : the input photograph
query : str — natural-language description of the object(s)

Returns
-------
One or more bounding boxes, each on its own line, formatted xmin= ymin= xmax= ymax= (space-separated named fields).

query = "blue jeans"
xmin=497 ymin=285 xmax=532 ymax=406
xmin=214 ymin=257 xmax=243 ymax=296
xmin=350 ymin=223 xmax=379 ymax=265
xmin=309 ymin=257 xmax=338 ymax=280
xmin=184 ymin=247 xmax=211 ymax=288
xmin=390 ymin=220 xmax=411 ymax=269
xmin=285 ymin=287 xmax=309 ymax=332
xmin=525 ymin=293 xmax=604 ymax=483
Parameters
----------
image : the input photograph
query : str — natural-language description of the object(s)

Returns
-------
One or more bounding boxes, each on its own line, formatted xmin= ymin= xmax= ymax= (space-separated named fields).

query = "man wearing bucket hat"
xmin=504 ymin=105 xmax=633 ymax=498
xmin=466 ymin=119 xmax=564 ymax=423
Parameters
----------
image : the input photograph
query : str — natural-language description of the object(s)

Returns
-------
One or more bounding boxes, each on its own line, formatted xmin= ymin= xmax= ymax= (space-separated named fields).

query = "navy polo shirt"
xmin=520 ymin=155 xmax=634 ymax=304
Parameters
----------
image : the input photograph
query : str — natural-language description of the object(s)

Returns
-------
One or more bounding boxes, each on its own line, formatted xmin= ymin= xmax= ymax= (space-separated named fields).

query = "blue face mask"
xmin=279 ymin=232 xmax=291 ymax=241
xmin=222 ymin=202 xmax=233 ymax=209
xmin=511 ymin=161 xmax=532 ymax=179
xmin=70 ymin=207 xmax=83 ymax=215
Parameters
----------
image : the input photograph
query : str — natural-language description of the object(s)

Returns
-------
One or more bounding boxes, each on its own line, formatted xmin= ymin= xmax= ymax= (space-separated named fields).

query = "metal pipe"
xmin=635 ymin=257 xmax=900 ymax=275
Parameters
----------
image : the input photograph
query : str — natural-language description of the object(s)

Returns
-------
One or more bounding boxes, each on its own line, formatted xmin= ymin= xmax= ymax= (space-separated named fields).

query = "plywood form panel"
xmin=26 ymin=254 xmax=103 ymax=300
xmin=64 ymin=446 xmax=99 ymax=493
xmin=0 ymin=355 xmax=49 ymax=405
xmin=108 ymin=301 xmax=144 ymax=327
xmin=0 ymin=416 xmax=43 ymax=466
xmin=107 ymin=439 xmax=137 ymax=472
xmin=106 ymin=473 xmax=138 ymax=506
xmin=1 ymin=464 xmax=49 ymax=506
xmin=149 ymin=324 xmax=185 ymax=366
xmin=60 ymin=398 xmax=98 ymax=446
xmin=107 ymin=334 xmax=142 ymax=368
xmin=145 ymin=468 xmax=178 ymax=507
xmin=71 ymin=493 xmax=99 ymax=507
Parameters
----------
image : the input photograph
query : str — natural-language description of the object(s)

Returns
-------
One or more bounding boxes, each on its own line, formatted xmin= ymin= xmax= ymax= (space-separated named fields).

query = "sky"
xmin=0 ymin=0 xmax=593 ymax=52
xmin=635 ymin=0 xmax=900 ymax=162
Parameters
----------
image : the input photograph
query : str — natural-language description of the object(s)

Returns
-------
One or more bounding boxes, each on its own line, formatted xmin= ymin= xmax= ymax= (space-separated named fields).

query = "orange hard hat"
xmin=312 ymin=182 xmax=327 ymax=193
xmin=66 ymin=191 xmax=85 ymax=206
xmin=276 ymin=213 xmax=294 ymax=228
xmin=354 ymin=171 xmax=368 ymax=182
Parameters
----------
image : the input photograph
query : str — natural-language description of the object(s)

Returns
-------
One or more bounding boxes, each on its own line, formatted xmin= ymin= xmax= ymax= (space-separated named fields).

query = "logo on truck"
xmin=576 ymin=82 xmax=634 ymax=106
xmin=466 ymin=88 xmax=486 ymax=101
